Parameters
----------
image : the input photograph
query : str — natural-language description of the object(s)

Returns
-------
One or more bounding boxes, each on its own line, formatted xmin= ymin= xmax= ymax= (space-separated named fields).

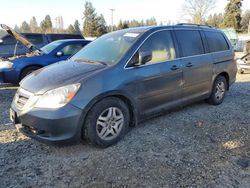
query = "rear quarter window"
xmin=204 ymin=31 xmax=229 ymax=52
xmin=175 ymin=30 xmax=204 ymax=57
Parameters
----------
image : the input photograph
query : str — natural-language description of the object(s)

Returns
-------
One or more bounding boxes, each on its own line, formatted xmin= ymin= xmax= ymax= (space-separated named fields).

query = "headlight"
xmin=0 ymin=61 xmax=13 ymax=69
xmin=34 ymin=83 xmax=81 ymax=109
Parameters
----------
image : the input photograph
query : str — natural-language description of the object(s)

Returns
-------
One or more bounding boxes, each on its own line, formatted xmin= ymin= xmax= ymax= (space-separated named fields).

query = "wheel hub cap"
xmin=96 ymin=107 xmax=124 ymax=141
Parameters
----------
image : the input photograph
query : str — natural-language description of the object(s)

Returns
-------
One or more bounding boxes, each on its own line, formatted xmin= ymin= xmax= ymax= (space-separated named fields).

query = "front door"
xmin=127 ymin=30 xmax=184 ymax=117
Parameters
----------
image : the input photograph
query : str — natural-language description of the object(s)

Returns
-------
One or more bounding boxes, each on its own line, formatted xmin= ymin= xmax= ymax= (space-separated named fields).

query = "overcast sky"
xmin=0 ymin=0 xmax=249 ymax=29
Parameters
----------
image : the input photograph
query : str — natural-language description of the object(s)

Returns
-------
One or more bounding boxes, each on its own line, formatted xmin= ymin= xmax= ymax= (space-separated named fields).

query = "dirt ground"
xmin=0 ymin=74 xmax=249 ymax=188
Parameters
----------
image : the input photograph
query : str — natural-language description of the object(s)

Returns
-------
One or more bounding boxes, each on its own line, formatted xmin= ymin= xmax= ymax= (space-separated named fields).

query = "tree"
xmin=67 ymin=24 xmax=76 ymax=34
xmin=241 ymin=10 xmax=250 ymax=33
xmin=83 ymin=2 xmax=98 ymax=37
xmin=206 ymin=13 xmax=223 ymax=27
xmin=20 ymin=21 xmax=31 ymax=32
xmin=14 ymin=25 xmax=20 ymax=32
xmin=74 ymin=20 xmax=81 ymax=34
xmin=96 ymin=14 xmax=107 ymax=36
xmin=222 ymin=0 xmax=242 ymax=31
xmin=182 ymin=0 xmax=216 ymax=24
xmin=145 ymin=17 xmax=157 ymax=26
xmin=83 ymin=2 xmax=107 ymax=37
xmin=40 ymin=15 xmax=53 ymax=33
xmin=30 ymin=17 xmax=39 ymax=32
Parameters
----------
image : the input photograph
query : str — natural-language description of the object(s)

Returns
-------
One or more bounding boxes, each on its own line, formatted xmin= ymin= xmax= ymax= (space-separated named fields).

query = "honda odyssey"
xmin=10 ymin=24 xmax=237 ymax=147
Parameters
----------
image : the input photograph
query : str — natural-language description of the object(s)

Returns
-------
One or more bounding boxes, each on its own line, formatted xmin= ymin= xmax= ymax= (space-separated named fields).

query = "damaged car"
xmin=0 ymin=24 xmax=91 ymax=84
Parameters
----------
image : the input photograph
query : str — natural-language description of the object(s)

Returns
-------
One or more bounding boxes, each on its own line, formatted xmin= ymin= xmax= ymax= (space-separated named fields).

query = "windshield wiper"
xmin=74 ymin=58 xmax=108 ymax=66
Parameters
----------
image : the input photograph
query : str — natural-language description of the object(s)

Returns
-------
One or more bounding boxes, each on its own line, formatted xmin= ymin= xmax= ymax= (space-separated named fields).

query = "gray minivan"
xmin=10 ymin=24 xmax=237 ymax=147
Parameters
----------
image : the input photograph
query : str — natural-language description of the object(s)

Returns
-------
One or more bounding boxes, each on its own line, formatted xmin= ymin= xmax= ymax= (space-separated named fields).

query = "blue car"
xmin=0 ymin=39 xmax=90 ymax=84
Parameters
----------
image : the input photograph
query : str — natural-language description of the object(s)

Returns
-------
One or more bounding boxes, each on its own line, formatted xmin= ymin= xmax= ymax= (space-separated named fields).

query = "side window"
xmin=175 ymin=30 xmax=204 ymax=57
xmin=25 ymin=34 xmax=43 ymax=44
xmin=137 ymin=31 xmax=176 ymax=65
xmin=205 ymin=31 xmax=229 ymax=52
xmin=3 ymin=36 xmax=16 ymax=45
xmin=61 ymin=44 xmax=83 ymax=55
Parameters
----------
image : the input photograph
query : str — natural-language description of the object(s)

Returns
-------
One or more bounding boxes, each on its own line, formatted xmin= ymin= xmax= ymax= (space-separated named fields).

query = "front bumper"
xmin=10 ymin=103 xmax=85 ymax=145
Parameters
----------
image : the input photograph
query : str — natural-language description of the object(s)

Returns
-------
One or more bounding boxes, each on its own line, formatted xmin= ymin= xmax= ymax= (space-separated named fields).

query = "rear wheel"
xmin=207 ymin=76 xmax=227 ymax=105
xmin=20 ymin=66 xmax=41 ymax=81
xmin=84 ymin=97 xmax=130 ymax=147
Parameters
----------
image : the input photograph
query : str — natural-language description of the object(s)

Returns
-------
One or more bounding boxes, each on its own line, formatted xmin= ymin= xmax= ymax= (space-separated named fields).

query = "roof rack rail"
xmin=176 ymin=23 xmax=213 ymax=28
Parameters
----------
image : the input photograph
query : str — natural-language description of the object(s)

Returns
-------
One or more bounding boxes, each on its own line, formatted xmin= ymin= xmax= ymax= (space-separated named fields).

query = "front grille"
xmin=14 ymin=88 xmax=32 ymax=109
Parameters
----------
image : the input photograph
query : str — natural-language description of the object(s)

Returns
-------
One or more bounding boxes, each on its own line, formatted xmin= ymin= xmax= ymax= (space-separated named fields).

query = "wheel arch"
xmin=216 ymin=72 xmax=230 ymax=90
xmin=81 ymin=91 xmax=138 ymax=133
xmin=19 ymin=64 xmax=43 ymax=80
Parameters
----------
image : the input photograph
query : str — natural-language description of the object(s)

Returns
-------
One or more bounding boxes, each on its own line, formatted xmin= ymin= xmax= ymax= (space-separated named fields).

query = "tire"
xmin=207 ymin=76 xmax=227 ymax=105
xmin=20 ymin=66 xmax=41 ymax=81
xmin=84 ymin=97 xmax=130 ymax=147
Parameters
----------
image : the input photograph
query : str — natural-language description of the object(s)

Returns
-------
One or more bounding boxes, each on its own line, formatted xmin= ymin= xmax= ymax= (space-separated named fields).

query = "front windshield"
xmin=71 ymin=30 xmax=142 ymax=65
xmin=41 ymin=41 xmax=63 ymax=54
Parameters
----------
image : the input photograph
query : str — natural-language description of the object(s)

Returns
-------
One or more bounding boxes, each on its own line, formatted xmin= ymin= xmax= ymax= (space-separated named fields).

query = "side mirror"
xmin=56 ymin=51 xmax=63 ymax=57
xmin=138 ymin=51 xmax=152 ymax=65
xmin=0 ymin=39 xmax=3 ymax=44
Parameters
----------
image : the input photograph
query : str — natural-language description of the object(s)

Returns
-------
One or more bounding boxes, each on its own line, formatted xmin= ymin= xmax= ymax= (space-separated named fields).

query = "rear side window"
xmin=175 ymin=30 xmax=204 ymax=57
xmin=25 ymin=34 xmax=43 ymax=44
xmin=205 ymin=31 xmax=229 ymax=52
xmin=3 ymin=36 xmax=16 ymax=45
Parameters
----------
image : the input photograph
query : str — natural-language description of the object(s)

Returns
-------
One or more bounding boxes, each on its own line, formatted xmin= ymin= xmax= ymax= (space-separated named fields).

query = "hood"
xmin=20 ymin=60 xmax=106 ymax=94
xmin=0 ymin=24 xmax=42 ymax=52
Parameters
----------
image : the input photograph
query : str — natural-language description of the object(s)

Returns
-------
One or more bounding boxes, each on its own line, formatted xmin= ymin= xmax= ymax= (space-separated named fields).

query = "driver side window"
xmin=130 ymin=31 xmax=176 ymax=66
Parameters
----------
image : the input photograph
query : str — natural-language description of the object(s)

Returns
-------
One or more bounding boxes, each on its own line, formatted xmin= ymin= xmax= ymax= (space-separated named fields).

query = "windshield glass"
xmin=41 ymin=41 xmax=63 ymax=54
xmin=71 ymin=30 xmax=142 ymax=65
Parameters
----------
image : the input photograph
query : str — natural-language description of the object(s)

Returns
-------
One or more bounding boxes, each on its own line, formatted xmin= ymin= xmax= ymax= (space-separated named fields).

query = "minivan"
xmin=10 ymin=24 xmax=237 ymax=147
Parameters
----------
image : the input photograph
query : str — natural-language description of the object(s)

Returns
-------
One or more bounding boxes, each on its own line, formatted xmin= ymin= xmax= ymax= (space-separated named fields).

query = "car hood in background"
xmin=0 ymin=24 xmax=42 ymax=53
xmin=20 ymin=60 xmax=106 ymax=94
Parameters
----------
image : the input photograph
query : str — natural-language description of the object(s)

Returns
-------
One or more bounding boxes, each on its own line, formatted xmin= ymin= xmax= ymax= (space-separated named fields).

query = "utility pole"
xmin=110 ymin=8 xmax=115 ymax=32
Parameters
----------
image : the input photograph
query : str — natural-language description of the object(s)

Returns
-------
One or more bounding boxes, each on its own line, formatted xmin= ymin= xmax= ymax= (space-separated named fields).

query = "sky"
xmin=0 ymin=0 xmax=249 ymax=29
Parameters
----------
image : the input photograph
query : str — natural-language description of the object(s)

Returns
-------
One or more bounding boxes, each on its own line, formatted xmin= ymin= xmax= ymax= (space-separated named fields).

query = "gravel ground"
xmin=0 ymin=74 xmax=250 ymax=188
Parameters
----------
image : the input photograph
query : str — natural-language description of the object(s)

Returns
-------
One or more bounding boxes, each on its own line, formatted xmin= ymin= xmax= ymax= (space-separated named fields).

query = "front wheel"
xmin=207 ymin=76 xmax=227 ymax=105
xmin=84 ymin=97 xmax=130 ymax=147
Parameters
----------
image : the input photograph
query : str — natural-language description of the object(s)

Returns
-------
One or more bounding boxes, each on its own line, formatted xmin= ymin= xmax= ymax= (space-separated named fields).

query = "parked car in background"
xmin=10 ymin=24 xmax=237 ymax=147
xmin=0 ymin=39 xmax=91 ymax=84
xmin=0 ymin=24 xmax=84 ymax=59
xmin=221 ymin=28 xmax=238 ymax=51
xmin=236 ymin=53 xmax=250 ymax=74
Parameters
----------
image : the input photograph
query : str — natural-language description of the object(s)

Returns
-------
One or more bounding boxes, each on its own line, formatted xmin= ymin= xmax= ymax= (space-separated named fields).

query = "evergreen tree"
xmin=206 ymin=13 xmax=223 ymax=27
xmin=14 ymin=25 xmax=20 ymax=32
xmin=96 ymin=14 xmax=107 ymax=36
xmin=40 ymin=15 xmax=53 ymax=33
xmin=241 ymin=10 xmax=250 ymax=33
xmin=74 ymin=20 xmax=81 ymax=34
xmin=67 ymin=24 xmax=76 ymax=34
xmin=83 ymin=2 xmax=98 ymax=37
xmin=20 ymin=21 xmax=31 ymax=32
xmin=30 ymin=16 xmax=38 ymax=32
xmin=222 ymin=0 xmax=242 ymax=31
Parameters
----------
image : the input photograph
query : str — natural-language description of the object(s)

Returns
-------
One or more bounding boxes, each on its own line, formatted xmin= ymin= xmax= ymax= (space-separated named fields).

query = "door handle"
xmin=186 ymin=62 xmax=193 ymax=67
xmin=171 ymin=65 xmax=179 ymax=70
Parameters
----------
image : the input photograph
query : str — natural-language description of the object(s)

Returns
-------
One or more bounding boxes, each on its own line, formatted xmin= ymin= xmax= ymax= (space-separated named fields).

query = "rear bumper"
xmin=11 ymin=103 xmax=85 ymax=145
